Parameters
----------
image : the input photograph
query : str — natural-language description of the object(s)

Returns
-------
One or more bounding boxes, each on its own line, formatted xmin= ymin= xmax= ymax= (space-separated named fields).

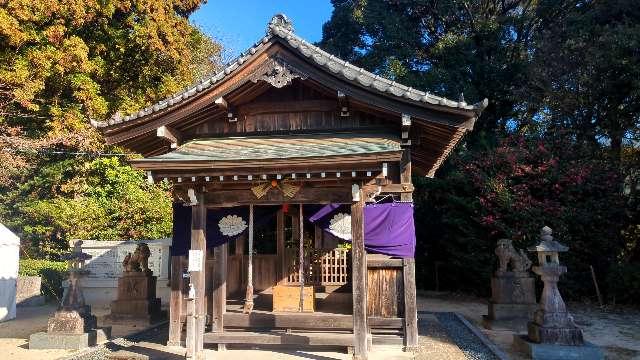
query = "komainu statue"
xmin=495 ymin=238 xmax=532 ymax=274
xmin=122 ymin=243 xmax=152 ymax=273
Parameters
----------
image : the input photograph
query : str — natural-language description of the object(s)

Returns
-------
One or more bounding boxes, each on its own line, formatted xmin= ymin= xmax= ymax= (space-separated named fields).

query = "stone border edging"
xmin=59 ymin=320 xmax=170 ymax=360
xmin=451 ymin=312 xmax=511 ymax=360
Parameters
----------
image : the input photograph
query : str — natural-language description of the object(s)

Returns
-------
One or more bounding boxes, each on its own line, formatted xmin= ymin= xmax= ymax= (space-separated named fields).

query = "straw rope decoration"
xmin=251 ymin=178 xmax=301 ymax=199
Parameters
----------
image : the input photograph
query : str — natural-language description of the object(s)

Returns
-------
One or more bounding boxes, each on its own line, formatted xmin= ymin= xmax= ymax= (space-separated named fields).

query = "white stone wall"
xmin=64 ymin=238 xmax=172 ymax=309
xmin=0 ymin=224 xmax=19 ymax=322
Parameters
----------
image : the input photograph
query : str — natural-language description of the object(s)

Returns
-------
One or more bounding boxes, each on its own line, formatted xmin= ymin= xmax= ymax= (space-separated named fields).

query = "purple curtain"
xmin=171 ymin=204 xmax=278 ymax=256
xmin=363 ymin=202 xmax=416 ymax=258
xmin=307 ymin=202 xmax=416 ymax=258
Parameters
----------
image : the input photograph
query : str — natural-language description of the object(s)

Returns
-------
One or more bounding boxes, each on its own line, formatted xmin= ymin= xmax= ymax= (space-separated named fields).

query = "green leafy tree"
xmin=3 ymin=157 xmax=172 ymax=258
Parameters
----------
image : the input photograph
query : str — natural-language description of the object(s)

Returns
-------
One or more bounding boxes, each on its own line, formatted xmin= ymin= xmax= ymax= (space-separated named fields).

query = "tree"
xmin=319 ymin=0 xmax=548 ymax=140
xmin=0 ymin=0 xmax=222 ymax=182
xmin=529 ymin=0 xmax=640 ymax=159
xmin=2 ymin=156 xmax=173 ymax=258
xmin=0 ymin=0 xmax=222 ymax=255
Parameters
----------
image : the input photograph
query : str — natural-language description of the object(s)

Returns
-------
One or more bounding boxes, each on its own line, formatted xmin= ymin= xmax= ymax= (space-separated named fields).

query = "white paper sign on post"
xmin=188 ymin=250 xmax=203 ymax=272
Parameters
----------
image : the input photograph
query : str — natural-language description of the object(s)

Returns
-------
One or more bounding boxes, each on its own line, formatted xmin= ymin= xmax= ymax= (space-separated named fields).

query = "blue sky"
xmin=190 ymin=1 xmax=334 ymax=60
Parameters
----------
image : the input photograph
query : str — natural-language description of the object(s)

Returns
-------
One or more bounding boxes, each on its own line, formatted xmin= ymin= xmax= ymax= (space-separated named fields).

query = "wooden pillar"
xmin=187 ymin=192 xmax=206 ymax=359
xmin=277 ymin=208 xmax=286 ymax=284
xmin=298 ymin=205 xmax=305 ymax=312
xmin=400 ymin=148 xmax=418 ymax=350
xmin=314 ymin=224 xmax=323 ymax=249
xmin=403 ymin=258 xmax=418 ymax=351
xmin=401 ymin=149 xmax=413 ymax=202
xmin=168 ymin=255 xmax=184 ymax=347
xmin=243 ymin=204 xmax=254 ymax=313
xmin=212 ymin=242 xmax=227 ymax=332
xmin=351 ymin=186 xmax=368 ymax=360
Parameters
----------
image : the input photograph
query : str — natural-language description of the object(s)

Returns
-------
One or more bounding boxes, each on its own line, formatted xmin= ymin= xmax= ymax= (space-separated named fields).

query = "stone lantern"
xmin=513 ymin=226 xmax=602 ymax=360
xmin=29 ymin=241 xmax=110 ymax=350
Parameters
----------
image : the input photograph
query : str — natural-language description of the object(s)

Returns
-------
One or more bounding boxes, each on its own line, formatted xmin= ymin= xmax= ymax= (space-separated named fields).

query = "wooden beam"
xmin=403 ymin=258 xmax=418 ymax=351
xmin=156 ymin=125 xmax=182 ymax=148
xmin=213 ymin=242 xmax=227 ymax=332
xmin=351 ymin=186 xmax=368 ymax=360
xmin=168 ymin=255 xmax=184 ymax=347
xmin=214 ymin=96 xmax=228 ymax=109
xmin=187 ymin=191 xmax=206 ymax=359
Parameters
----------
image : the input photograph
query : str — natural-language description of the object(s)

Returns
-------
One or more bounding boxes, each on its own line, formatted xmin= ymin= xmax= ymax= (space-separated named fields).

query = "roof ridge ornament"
xmin=268 ymin=13 xmax=293 ymax=34
xmin=249 ymin=56 xmax=308 ymax=89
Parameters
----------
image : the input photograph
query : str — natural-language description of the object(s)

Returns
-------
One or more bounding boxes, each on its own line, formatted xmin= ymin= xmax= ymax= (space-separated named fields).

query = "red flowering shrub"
xmin=414 ymin=134 xmax=629 ymax=301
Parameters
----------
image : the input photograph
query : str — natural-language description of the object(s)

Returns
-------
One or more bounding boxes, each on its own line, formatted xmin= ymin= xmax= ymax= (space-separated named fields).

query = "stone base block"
xmin=528 ymin=321 xmax=584 ymax=345
xmin=488 ymin=302 xmax=537 ymax=319
xmin=102 ymin=310 xmax=166 ymax=326
xmin=513 ymin=334 xmax=603 ymax=360
xmin=482 ymin=315 xmax=528 ymax=332
xmin=17 ymin=295 xmax=45 ymax=307
xmin=110 ymin=298 xmax=161 ymax=315
xmin=491 ymin=274 xmax=536 ymax=304
xmin=47 ymin=309 xmax=97 ymax=334
xmin=29 ymin=327 xmax=111 ymax=350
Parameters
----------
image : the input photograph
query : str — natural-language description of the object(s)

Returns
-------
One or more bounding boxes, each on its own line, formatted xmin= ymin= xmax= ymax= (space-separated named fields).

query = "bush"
xmin=607 ymin=263 xmax=640 ymax=305
xmin=19 ymin=259 xmax=67 ymax=300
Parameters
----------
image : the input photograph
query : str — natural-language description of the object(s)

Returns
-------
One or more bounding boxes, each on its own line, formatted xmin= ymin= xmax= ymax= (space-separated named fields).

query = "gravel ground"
xmin=433 ymin=312 xmax=500 ymax=360
xmin=416 ymin=313 xmax=468 ymax=360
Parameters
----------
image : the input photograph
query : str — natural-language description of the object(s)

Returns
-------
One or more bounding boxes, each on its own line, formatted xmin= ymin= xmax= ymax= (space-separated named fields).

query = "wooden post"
xmin=243 ymin=204 xmax=254 ymax=313
xmin=314 ymin=224 xmax=322 ymax=249
xmin=403 ymin=258 xmax=418 ymax=351
xmin=277 ymin=208 xmax=286 ymax=284
xmin=168 ymin=255 xmax=184 ymax=347
xmin=298 ymin=205 xmax=305 ymax=312
xmin=213 ymin=242 xmax=227 ymax=332
xmin=187 ymin=191 xmax=206 ymax=359
xmin=400 ymin=148 xmax=418 ymax=351
xmin=351 ymin=186 xmax=368 ymax=360
xmin=400 ymin=149 xmax=412 ymax=202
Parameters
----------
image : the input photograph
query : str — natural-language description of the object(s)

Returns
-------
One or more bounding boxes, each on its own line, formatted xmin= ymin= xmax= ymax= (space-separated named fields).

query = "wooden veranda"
xmin=92 ymin=14 xmax=486 ymax=360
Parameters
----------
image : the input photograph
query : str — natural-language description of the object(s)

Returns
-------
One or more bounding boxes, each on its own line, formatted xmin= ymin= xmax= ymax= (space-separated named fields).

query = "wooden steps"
xmin=223 ymin=312 xmax=404 ymax=331
xmin=203 ymin=330 xmax=358 ymax=346
xmin=203 ymin=329 xmax=404 ymax=348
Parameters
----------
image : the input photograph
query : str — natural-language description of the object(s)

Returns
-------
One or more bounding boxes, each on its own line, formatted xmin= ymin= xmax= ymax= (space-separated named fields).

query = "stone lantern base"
xmin=513 ymin=334 xmax=603 ymax=360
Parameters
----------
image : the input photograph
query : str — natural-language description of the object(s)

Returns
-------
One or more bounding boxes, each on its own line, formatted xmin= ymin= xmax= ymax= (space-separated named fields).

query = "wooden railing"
xmin=285 ymin=248 xmax=350 ymax=286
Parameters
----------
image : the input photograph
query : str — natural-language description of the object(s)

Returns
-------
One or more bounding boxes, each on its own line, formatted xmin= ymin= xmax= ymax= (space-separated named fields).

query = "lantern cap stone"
xmin=528 ymin=226 xmax=569 ymax=253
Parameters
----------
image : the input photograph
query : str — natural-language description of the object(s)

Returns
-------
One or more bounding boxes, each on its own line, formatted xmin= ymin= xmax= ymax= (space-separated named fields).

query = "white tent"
xmin=0 ymin=223 xmax=19 ymax=322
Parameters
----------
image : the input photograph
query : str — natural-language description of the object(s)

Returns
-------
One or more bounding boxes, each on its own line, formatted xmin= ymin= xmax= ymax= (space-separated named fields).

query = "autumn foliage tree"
xmin=0 ymin=0 xmax=222 ymax=257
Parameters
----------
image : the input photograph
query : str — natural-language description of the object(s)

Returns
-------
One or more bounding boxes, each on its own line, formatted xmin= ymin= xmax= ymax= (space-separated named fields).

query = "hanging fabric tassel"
xmin=243 ymin=204 xmax=254 ymax=313
xmin=298 ymin=204 xmax=305 ymax=312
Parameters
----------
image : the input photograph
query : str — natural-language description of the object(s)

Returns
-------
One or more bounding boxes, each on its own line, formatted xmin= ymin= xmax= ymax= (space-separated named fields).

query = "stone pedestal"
xmin=29 ymin=326 xmax=111 ymax=350
xmin=104 ymin=271 xmax=164 ymax=325
xmin=483 ymin=272 xmax=537 ymax=331
xmin=513 ymin=334 xmax=603 ymax=360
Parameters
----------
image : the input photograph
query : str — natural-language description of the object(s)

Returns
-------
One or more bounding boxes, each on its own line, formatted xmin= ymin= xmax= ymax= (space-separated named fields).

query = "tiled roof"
xmin=134 ymin=133 xmax=401 ymax=162
xmin=92 ymin=14 xmax=488 ymax=129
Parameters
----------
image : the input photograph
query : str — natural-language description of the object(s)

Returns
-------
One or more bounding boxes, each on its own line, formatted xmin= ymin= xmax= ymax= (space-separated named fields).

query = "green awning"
xmin=137 ymin=133 xmax=401 ymax=162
